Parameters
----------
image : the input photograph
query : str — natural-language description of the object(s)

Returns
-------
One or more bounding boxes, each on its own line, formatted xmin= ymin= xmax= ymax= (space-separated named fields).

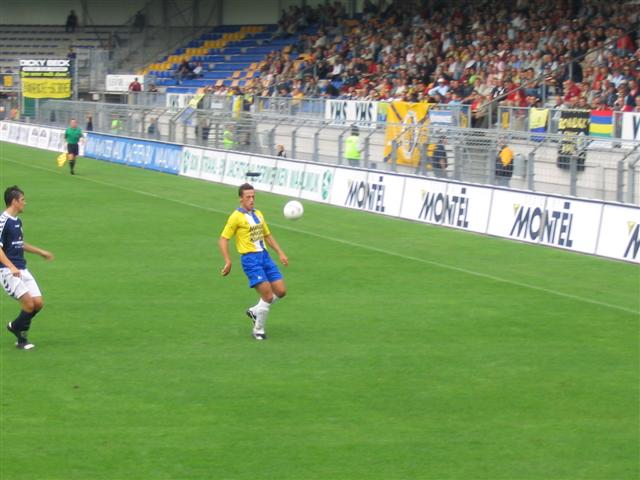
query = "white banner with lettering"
xmin=325 ymin=100 xmax=379 ymax=129
xmin=621 ymin=112 xmax=640 ymax=142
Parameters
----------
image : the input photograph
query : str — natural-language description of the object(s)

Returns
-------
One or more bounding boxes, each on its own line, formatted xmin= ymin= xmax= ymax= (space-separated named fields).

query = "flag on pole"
xmin=57 ymin=153 xmax=68 ymax=167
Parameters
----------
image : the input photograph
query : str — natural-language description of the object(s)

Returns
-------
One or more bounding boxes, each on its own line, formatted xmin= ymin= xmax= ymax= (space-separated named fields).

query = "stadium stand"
xmin=136 ymin=0 xmax=638 ymax=117
xmin=143 ymin=24 xmax=309 ymax=89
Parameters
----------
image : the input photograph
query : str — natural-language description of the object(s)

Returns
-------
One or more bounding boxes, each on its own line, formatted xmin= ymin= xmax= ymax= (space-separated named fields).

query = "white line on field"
xmin=3 ymin=155 xmax=639 ymax=315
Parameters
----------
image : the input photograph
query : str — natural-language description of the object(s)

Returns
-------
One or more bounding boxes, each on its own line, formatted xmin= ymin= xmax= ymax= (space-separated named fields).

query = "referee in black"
xmin=64 ymin=118 xmax=83 ymax=175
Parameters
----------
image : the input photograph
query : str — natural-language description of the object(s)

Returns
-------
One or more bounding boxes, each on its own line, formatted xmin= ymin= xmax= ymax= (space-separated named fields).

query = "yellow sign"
xmin=188 ymin=92 xmax=205 ymax=108
xmin=383 ymin=102 xmax=430 ymax=166
xmin=22 ymin=77 xmax=71 ymax=99
xmin=529 ymin=108 xmax=549 ymax=131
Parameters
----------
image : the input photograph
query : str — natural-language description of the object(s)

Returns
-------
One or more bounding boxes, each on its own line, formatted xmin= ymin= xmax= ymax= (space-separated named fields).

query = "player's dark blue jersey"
xmin=0 ymin=211 xmax=26 ymax=269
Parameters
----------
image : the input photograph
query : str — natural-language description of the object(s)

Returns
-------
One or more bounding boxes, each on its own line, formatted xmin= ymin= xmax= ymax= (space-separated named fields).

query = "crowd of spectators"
xmin=197 ymin=0 xmax=640 ymax=120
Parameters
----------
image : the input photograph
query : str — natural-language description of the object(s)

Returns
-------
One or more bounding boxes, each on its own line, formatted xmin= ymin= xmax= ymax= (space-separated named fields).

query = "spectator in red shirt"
xmin=562 ymin=79 xmax=581 ymax=102
xmin=128 ymin=77 xmax=142 ymax=92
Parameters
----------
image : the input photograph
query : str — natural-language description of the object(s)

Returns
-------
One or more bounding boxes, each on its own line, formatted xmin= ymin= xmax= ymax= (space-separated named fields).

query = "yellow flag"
xmin=57 ymin=153 xmax=68 ymax=167
xmin=383 ymin=101 xmax=430 ymax=166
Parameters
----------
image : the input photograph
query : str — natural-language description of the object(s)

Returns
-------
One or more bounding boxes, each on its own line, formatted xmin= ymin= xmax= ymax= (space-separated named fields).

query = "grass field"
xmin=0 ymin=142 xmax=638 ymax=480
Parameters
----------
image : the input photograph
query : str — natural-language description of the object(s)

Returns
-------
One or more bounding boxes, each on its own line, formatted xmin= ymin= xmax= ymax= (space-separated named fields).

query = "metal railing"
xmin=30 ymin=99 xmax=640 ymax=205
xmin=50 ymin=92 xmax=635 ymax=139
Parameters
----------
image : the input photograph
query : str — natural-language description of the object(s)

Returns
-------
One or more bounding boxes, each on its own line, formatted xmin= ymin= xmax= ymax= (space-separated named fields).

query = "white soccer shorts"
xmin=0 ymin=268 xmax=42 ymax=299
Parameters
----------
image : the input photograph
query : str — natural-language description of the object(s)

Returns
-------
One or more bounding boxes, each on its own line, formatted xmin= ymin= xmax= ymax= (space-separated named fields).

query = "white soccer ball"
xmin=283 ymin=200 xmax=304 ymax=220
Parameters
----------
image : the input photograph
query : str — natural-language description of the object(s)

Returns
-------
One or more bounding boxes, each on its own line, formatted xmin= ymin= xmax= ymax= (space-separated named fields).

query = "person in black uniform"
xmin=1 ymin=186 xmax=54 ymax=349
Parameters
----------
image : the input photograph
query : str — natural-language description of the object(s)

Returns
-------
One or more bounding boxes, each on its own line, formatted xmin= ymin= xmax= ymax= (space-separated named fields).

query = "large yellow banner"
xmin=383 ymin=102 xmax=430 ymax=166
xmin=22 ymin=77 xmax=71 ymax=99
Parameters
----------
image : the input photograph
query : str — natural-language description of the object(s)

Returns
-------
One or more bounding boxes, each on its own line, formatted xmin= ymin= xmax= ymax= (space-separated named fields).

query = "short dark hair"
xmin=238 ymin=183 xmax=254 ymax=197
xmin=4 ymin=185 xmax=24 ymax=206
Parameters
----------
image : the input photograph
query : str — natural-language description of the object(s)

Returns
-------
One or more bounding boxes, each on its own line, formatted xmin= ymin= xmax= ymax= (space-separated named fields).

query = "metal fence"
xmin=61 ymin=92 xmax=635 ymax=139
xmin=32 ymin=99 xmax=640 ymax=205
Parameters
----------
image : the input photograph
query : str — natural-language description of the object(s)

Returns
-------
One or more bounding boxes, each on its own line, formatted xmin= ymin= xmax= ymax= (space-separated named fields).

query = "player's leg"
xmin=7 ymin=270 xmax=43 ymax=348
xmin=68 ymin=144 xmax=78 ymax=174
xmin=2 ymin=269 xmax=34 ymax=344
xmin=248 ymin=281 xmax=273 ymax=339
xmin=6 ymin=292 xmax=36 ymax=349
xmin=270 ymin=279 xmax=287 ymax=299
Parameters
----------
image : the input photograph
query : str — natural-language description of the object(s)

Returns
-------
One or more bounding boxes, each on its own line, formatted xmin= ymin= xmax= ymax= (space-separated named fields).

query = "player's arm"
xmin=24 ymin=243 xmax=54 ymax=261
xmin=0 ymin=248 xmax=20 ymax=276
xmin=219 ymin=214 xmax=238 ymax=276
xmin=218 ymin=237 xmax=233 ymax=276
xmin=265 ymin=234 xmax=288 ymax=266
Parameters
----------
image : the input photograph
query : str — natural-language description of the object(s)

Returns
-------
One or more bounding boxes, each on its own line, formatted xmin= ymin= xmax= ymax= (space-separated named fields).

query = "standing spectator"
xmin=2 ymin=186 xmax=55 ymax=350
xmin=65 ymin=10 xmax=78 ymax=33
xmin=223 ymin=125 xmax=236 ymax=150
xmin=133 ymin=11 xmax=146 ymax=32
xmin=147 ymin=117 xmax=159 ymax=138
xmin=495 ymin=144 xmax=514 ymax=187
xmin=196 ymin=117 xmax=210 ymax=144
xmin=430 ymin=137 xmax=448 ymax=179
xmin=344 ymin=126 xmax=361 ymax=167
xmin=276 ymin=144 xmax=287 ymax=157
xmin=128 ymin=77 xmax=142 ymax=92
xmin=85 ymin=114 xmax=93 ymax=132
xmin=64 ymin=118 xmax=83 ymax=175
xmin=111 ymin=115 xmax=123 ymax=134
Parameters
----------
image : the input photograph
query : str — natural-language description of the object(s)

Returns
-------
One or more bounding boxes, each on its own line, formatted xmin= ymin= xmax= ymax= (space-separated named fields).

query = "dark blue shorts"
xmin=241 ymin=251 xmax=283 ymax=288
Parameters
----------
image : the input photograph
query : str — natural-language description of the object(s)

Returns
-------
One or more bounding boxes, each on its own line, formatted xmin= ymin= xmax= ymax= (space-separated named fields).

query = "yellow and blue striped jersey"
xmin=220 ymin=208 xmax=271 ymax=254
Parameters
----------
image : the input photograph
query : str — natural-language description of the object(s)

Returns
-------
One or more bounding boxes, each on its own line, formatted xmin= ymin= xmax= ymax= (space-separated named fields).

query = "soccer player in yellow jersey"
xmin=219 ymin=183 xmax=288 ymax=340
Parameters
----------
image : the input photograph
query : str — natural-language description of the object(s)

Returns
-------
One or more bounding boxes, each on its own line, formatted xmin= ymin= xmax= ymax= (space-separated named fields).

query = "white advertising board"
xmin=28 ymin=125 xmax=40 ymax=147
xmin=106 ymin=74 xmax=144 ymax=92
xmin=18 ymin=124 xmax=29 ymax=144
xmin=269 ymin=159 xmax=307 ymax=199
xmin=297 ymin=162 xmax=335 ymax=204
xmin=37 ymin=126 xmax=50 ymax=149
xmin=596 ymin=204 xmax=640 ymax=263
xmin=488 ymin=191 xmax=603 ymax=253
xmin=330 ymin=167 xmax=373 ymax=211
xmin=222 ymin=152 xmax=252 ymax=187
xmin=200 ymin=149 xmax=226 ymax=184
xmin=180 ymin=146 xmax=203 ymax=179
xmin=363 ymin=171 xmax=406 ymax=217
xmin=542 ymin=196 xmax=602 ymax=254
xmin=247 ymin=156 xmax=278 ymax=191
xmin=401 ymin=180 xmax=493 ymax=233
xmin=487 ymin=190 xmax=549 ymax=246
xmin=0 ymin=122 xmax=8 ymax=141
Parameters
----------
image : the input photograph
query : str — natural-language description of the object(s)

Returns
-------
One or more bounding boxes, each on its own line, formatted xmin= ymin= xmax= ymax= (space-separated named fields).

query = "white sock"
xmin=253 ymin=298 xmax=271 ymax=333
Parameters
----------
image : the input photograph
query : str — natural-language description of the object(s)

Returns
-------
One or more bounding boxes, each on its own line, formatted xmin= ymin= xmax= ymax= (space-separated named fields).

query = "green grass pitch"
xmin=0 ymin=142 xmax=638 ymax=480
